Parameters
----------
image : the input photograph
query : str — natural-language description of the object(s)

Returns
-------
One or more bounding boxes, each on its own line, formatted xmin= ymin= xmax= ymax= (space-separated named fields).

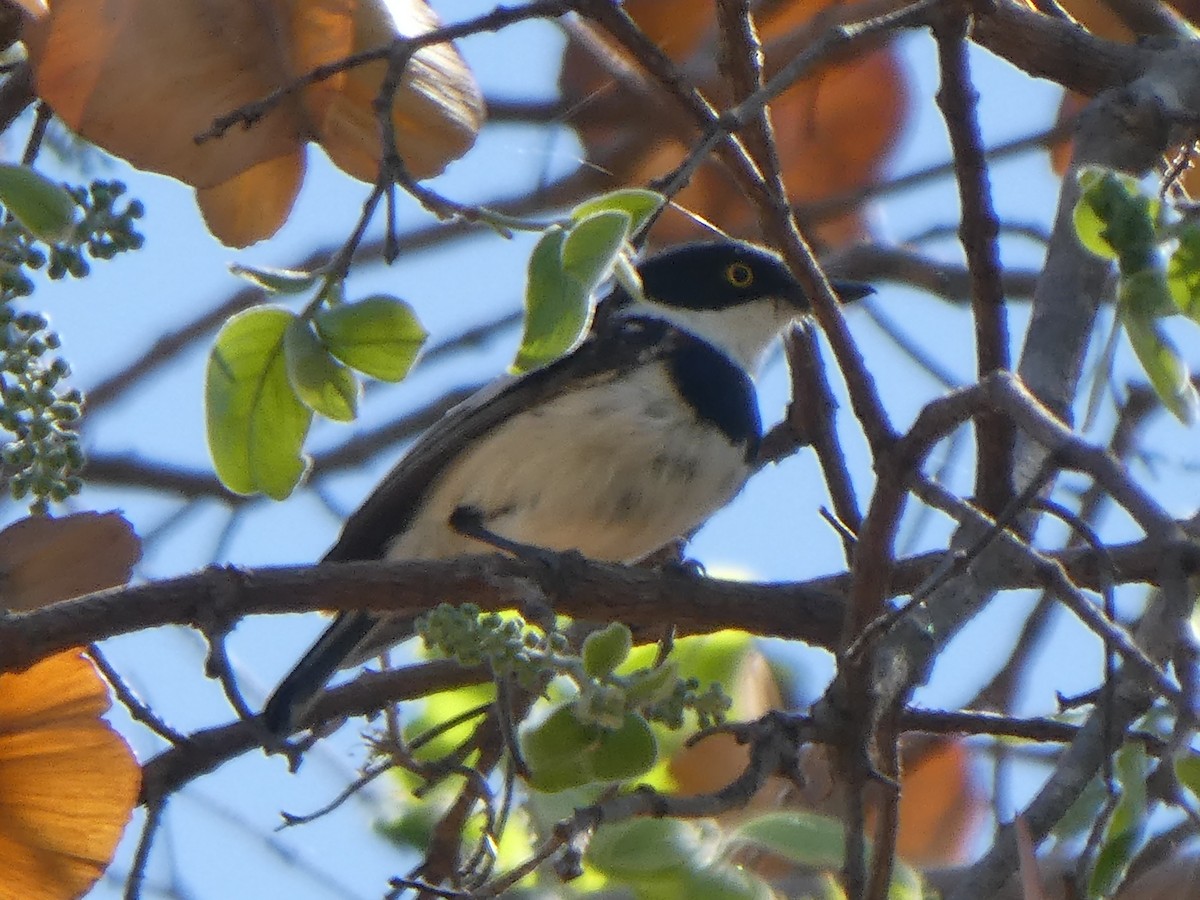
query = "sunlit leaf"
xmin=0 ymin=651 xmax=140 ymax=900
xmin=571 ymin=188 xmax=663 ymax=236
xmin=205 ymin=306 xmax=312 ymax=499
xmin=513 ymin=226 xmax=587 ymax=373
xmin=0 ymin=164 xmax=76 ymax=242
xmin=562 ymin=209 xmax=631 ymax=293
xmin=283 ymin=318 xmax=359 ymax=421
xmin=315 ymin=295 xmax=428 ymax=382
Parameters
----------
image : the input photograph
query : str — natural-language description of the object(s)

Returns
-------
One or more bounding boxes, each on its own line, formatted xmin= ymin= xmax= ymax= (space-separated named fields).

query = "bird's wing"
xmin=324 ymin=315 xmax=678 ymax=562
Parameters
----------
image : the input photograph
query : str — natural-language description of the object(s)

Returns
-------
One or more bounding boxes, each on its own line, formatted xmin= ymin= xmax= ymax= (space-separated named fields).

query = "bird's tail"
xmin=261 ymin=611 xmax=380 ymax=735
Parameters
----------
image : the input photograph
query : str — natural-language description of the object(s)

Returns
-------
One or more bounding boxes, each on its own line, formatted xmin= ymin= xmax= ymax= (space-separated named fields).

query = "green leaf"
xmin=1073 ymin=167 xmax=1158 ymax=272
xmin=592 ymin=712 xmax=657 ymax=780
xmin=582 ymin=623 xmax=634 ymax=678
xmin=0 ymin=164 xmax=77 ymax=242
xmin=1121 ymin=306 xmax=1199 ymax=423
xmin=314 ymin=295 xmax=427 ymax=382
xmin=1120 ymin=267 xmax=1177 ymax=320
xmin=732 ymin=812 xmax=922 ymax=900
xmin=1089 ymin=744 xmax=1150 ymax=898
xmin=562 ymin=210 xmax=632 ymax=295
xmin=732 ymin=811 xmax=845 ymax=870
xmin=1089 ymin=829 xmax=1140 ymax=898
xmin=522 ymin=704 xmax=600 ymax=771
xmin=1176 ymin=752 xmax=1200 ymax=801
xmin=667 ymin=864 xmax=774 ymax=900
xmin=205 ymin=307 xmax=312 ymax=499
xmin=571 ymin=188 xmax=664 ymax=236
xmin=283 ymin=318 xmax=359 ymax=421
xmin=1167 ymin=224 xmax=1200 ymax=320
xmin=513 ymin=226 xmax=587 ymax=373
xmin=587 ymin=818 xmax=704 ymax=881
xmin=229 ymin=263 xmax=322 ymax=295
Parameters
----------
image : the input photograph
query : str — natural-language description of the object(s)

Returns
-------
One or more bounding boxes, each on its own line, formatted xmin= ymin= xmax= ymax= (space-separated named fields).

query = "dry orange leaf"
xmin=0 ymin=650 xmax=140 ymax=900
xmin=560 ymin=0 xmax=909 ymax=247
xmin=23 ymin=0 xmax=485 ymax=246
xmin=670 ymin=648 xmax=782 ymax=800
xmin=893 ymin=737 xmax=983 ymax=867
xmin=0 ymin=511 xmax=140 ymax=612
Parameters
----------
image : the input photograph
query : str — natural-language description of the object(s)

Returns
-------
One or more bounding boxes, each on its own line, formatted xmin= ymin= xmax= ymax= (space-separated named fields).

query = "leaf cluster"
xmin=1074 ymin=167 xmax=1200 ymax=422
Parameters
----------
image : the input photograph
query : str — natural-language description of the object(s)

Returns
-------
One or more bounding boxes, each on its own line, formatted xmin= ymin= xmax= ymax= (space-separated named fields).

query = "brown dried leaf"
xmin=560 ymin=0 xmax=910 ymax=247
xmin=23 ymin=0 xmax=484 ymax=246
xmin=0 ymin=511 xmax=140 ymax=611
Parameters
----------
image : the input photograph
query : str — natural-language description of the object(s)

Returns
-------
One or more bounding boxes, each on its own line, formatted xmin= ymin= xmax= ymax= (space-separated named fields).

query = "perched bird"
xmin=263 ymin=240 xmax=869 ymax=734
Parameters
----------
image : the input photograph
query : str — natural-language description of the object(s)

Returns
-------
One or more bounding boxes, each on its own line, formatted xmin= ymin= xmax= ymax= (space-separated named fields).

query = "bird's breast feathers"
xmin=385 ymin=359 xmax=755 ymax=563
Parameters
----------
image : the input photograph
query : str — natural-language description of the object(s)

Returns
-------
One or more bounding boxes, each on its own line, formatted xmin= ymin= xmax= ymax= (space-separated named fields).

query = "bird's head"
xmin=625 ymin=240 xmax=871 ymax=372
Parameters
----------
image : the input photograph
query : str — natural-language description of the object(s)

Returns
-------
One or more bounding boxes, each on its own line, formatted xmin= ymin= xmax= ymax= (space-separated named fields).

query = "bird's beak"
xmin=782 ymin=278 xmax=873 ymax=310
xmin=831 ymin=280 xmax=874 ymax=304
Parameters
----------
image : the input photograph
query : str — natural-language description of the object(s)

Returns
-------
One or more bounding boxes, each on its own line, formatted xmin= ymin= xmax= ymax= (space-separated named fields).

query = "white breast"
xmin=385 ymin=363 xmax=751 ymax=563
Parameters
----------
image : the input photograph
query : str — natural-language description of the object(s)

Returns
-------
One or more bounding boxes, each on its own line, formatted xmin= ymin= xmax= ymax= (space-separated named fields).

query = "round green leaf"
xmin=586 ymin=818 xmax=703 ymax=881
xmin=0 ymin=164 xmax=77 ymax=242
xmin=525 ymin=757 xmax=596 ymax=794
xmin=731 ymin=811 xmax=845 ymax=870
xmin=592 ymin=712 xmax=657 ymax=781
xmin=205 ymin=306 xmax=312 ymax=499
xmin=314 ymin=296 xmax=427 ymax=382
xmin=229 ymin=263 xmax=322 ymax=295
xmin=283 ymin=318 xmax=359 ymax=421
xmin=571 ymin=188 xmax=664 ymax=236
xmin=582 ymin=622 xmax=633 ymax=678
xmin=677 ymin=864 xmax=774 ymax=900
xmin=521 ymin=704 xmax=600 ymax=771
xmin=513 ymin=225 xmax=588 ymax=373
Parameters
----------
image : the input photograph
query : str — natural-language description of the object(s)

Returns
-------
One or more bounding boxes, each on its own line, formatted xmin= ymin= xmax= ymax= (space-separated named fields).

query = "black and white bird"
xmin=263 ymin=240 xmax=869 ymax=734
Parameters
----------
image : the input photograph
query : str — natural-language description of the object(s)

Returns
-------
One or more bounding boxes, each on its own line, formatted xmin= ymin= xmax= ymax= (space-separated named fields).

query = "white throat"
xmin=625 ymin=297 xmax=799 ymax=375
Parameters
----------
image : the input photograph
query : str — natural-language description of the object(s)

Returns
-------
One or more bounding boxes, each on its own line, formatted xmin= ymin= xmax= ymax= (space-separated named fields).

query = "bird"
xmin=262 ymin=239 xmax=870 ymax=734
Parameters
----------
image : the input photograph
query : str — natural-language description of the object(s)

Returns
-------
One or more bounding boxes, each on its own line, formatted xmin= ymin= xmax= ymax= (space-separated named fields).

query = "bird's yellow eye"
xmin=725 ymin=261 xmax=754 ymax=288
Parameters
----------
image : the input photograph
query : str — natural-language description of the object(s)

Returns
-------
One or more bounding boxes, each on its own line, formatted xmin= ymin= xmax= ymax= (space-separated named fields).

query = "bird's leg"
xmin=637 ymin=537 xmax=707 ymax=578
xmin=449 ymin=505 xmax=584 ymax=570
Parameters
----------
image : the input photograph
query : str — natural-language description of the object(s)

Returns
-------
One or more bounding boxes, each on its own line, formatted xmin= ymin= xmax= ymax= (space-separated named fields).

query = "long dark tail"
xmin=261 ymin=611 xmax=379 ymax=735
